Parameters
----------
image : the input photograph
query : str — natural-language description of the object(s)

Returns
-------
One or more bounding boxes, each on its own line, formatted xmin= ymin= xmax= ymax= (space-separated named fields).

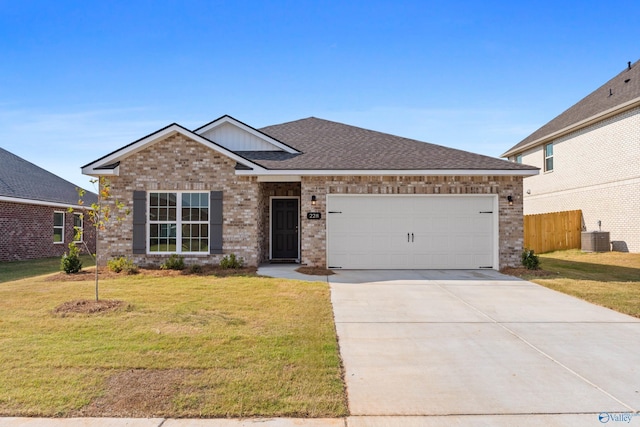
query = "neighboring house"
xmin=503 ymin=60 xmax=640 ymax=252
xmin=82 ymin=116 xmax=538 ymax=270
xmin=0 ymin=147 xmax=97 ymax=261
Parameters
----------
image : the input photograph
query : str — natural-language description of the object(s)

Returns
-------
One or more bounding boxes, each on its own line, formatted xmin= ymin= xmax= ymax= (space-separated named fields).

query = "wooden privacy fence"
xmin=524 ymin=210 xmax=583 ymax=254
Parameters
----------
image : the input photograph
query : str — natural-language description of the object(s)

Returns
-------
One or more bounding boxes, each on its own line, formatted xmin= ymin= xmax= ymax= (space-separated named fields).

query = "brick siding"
xmin=100 ymin=134 xmax=261 ymax=267
xmin=0 ymin=201 xmax=96 ymax=261
xmin=300 ymin=175 xmax=524 ymax=269
xmin=517 ymin=106 xmax=640 ymax=252
xmin=98 ymin=134 xmax=524 ymax=269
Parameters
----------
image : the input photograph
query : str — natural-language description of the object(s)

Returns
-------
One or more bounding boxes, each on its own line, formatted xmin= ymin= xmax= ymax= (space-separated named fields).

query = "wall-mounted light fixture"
xmin=311 ymin=195 xmax=317 ymax=206
xmin=507 ymin=195 xmax=513 ymax=206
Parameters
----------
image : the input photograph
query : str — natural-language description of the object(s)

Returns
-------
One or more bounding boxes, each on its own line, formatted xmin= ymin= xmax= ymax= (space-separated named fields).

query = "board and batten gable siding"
xmin=516 ymin=105 xmax=640 ymax=252
xmin=98 ymin=133 xmax=261 ymax=267
xmin=199 ymin=122 xmax=282 ymax=151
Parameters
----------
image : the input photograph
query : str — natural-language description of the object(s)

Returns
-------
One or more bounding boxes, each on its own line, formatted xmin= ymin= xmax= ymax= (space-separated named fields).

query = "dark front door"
xmin=272 ymin=198 xmax=299 ymax=259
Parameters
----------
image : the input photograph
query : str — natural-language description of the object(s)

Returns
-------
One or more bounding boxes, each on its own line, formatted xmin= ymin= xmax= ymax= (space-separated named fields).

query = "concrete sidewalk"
xmin=0 ymin=418 xmax=344 ymax=427
xmin=5 ymin=414 xmax=639 ymax=426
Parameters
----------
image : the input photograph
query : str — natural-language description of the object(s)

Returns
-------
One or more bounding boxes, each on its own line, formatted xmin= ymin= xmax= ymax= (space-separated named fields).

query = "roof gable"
xmin=0 ymin=147 xmax=96 ymax=206
xmin=82 ymin=123 xmax=266 ymax=175
xmin=194 ymin=115 xmax=299 ymax=153
xmin=504 ymin=59 xmax=640 ymax=157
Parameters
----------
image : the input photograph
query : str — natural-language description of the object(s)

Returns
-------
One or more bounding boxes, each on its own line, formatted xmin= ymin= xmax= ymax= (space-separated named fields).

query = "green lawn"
xmin=0 ymin=255 xmax=95 ymax=283
xmin=516 ymin=250 xmax=640 ymax=318
xmin=0 ymin=271 xmax=347 ymax=417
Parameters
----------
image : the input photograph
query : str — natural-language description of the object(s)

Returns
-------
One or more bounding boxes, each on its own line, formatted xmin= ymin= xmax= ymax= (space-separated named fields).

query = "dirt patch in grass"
xmin=500 ymin=267 xmax=557 ymax=278
xmin=73 ymin=369 xmax=200 ymax=417
xmin=295 ymin=267 xmax=335 ymax=276
xmin=54 ymin=299 xmax=127 ymax=315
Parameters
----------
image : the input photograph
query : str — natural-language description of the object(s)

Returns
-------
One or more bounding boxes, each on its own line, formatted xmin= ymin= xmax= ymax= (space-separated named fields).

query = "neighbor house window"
xmin=148 ymin=192 xmax=209 ymax=253
xmin=515 ymin=154 xmax=523 ymax=164
xmin=544 ymin=143 xmax=554 ymax=172
xmin=53 ymin=212 xmax=64 ymax=243
xmin=73 ymin=213 xmax=83 ymax=242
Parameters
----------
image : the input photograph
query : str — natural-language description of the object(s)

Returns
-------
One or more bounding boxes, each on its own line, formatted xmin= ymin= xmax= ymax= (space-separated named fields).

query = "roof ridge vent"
xmin=629 ymin=61 xmax=632 ymax=70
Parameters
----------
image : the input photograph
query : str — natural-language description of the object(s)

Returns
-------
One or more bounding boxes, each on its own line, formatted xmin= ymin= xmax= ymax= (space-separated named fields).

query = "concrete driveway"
xmin=329 ymin=270 xmax=640 ymax=426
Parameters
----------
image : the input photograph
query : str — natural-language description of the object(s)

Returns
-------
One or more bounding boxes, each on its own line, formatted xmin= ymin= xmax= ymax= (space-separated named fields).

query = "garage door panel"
xmin=327 ymin=195 xmax=495 ymax=270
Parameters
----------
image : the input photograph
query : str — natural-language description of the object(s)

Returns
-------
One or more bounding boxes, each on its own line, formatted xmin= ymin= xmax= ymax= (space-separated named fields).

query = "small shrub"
xmin=220 ymin=253 xmax=244 ymax=269
xmin=61 ymin=242 xmax=83 ymax=274
xmin=189 ymin=264 xmax=203 ymax=274
xmin=161 ymin=254 xmax=185 ymax=270
xmin=521 ymin=248 xmax=540 ymax=270
xmin=107 ymin=256 xmax=139 ymax=274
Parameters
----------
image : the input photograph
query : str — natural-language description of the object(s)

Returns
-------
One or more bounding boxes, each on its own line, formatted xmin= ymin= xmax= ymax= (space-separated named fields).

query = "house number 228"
xmin=307 ymin=212 xmax=322 ymax=220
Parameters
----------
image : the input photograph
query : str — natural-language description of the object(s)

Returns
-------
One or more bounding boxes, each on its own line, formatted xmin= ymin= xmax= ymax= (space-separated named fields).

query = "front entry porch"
xmin=259 ymin=181 xmax=301 ymax=263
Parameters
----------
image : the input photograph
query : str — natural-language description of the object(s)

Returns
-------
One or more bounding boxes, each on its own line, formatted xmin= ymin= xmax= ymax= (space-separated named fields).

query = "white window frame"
xmin=515 ymin=154 xmax=523 ymax=164
xmin=147 ymin=191 xmax=210 ymax=254
xmin=544 ymin=143 xmax=554 ymax=172
xmin=53 ymin=211 xmax=65 ymax=244
xmin=73 ymin=213 xmax=83 ymax=242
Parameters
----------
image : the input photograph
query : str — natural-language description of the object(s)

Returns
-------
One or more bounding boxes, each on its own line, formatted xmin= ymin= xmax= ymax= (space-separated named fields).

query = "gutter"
xmin=0 ymin=195 xmax=91 ymax=210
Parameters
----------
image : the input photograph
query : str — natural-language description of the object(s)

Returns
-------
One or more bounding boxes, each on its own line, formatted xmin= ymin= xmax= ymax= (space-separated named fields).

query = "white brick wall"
xmin=518 ymin=106 xmax=640 ymax=252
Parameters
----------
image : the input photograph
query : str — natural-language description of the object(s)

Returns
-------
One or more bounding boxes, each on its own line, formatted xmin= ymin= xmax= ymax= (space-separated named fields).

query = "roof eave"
xmin=502 ymin=96 xmax=640 ymax=158
xmin=236 ymin=168 xmax=540 ymax=177
xmin=82 ymin=124 xmax=267 ymax=176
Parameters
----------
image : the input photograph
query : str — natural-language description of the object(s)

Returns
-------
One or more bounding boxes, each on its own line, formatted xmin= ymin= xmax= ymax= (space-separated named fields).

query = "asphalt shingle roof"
xmin=0 ymin=147 xmax=97 ymax=205
xmin=256 ymin=117 xmax=537 ymax=171
xmin=505 ymin=59 xmax=640 ymax=156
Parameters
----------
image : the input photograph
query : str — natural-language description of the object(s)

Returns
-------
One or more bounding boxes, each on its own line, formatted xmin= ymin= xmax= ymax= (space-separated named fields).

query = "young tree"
xmin=72 ymin=177 xmax=130 ymax=301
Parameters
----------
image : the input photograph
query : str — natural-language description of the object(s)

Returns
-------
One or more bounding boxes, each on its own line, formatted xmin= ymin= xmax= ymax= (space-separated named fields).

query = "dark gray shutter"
xmin=210 ymin=191 xmax=223 ymax=254
xmin=132 ymin=191 xmax=146 ymax=254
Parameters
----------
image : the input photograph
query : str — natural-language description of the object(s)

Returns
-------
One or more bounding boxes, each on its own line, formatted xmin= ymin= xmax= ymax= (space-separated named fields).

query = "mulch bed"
xmin=500 ymin=267 xmax=557 ymax=278
xmin=295 ymin=266 xmax=335 ymax=276
xmin=50 ymin=265 xmax=258 ymax=281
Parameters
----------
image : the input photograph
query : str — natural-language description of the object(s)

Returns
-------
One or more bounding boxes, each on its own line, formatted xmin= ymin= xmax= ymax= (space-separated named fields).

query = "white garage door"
xmin=326 ymin=195 xmax=497 ymax=269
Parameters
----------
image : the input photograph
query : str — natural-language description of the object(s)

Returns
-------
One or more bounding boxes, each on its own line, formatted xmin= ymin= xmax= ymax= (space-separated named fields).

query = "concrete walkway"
xmin=257 ymin=264 xmax=330 ymax=282
xmin=329 ymin=269 xmax=640 ymax=426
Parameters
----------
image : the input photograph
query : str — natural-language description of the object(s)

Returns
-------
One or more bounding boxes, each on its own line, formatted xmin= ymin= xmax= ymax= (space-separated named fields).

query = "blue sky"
xmin=1 ymin=0 xmax=639 ymax=189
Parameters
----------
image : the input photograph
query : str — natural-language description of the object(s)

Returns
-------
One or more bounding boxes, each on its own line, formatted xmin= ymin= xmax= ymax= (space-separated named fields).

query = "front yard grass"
xmin=514 ymin=250 xmax=640 ymax=318
xmin=0 ymin=271 xmax=347 ymax=417
xmin=0 ymin=255 xmax=95 ymax=283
